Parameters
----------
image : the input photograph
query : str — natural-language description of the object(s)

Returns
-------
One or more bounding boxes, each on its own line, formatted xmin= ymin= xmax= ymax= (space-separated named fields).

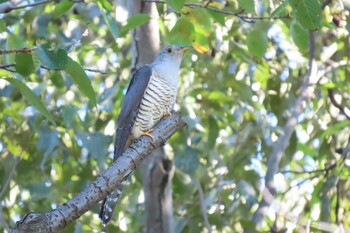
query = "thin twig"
xmin=144 ymin=0 xmax=290 ymax=22
xmin=195 ymin=178 xmax=211 ymax=233
xmin=84 ymin=68 xmax=108 ymax=75
xmin=204 ymin=0 xmax=213 ymax=8
xmin=0 ymin=0 xmax=54 ymax=13
xmin=0 ymin=63 xmax=107 ymax=74
xmin=328 ymin=89 xmax=350 ymax=120
xmin=0 ymin=48 xmax=35 ymax=54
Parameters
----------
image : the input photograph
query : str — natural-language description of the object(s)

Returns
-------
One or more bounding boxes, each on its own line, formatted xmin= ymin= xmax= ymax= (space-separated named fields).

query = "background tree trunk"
xmin=127 ymin=1 xmax=175 ymax=233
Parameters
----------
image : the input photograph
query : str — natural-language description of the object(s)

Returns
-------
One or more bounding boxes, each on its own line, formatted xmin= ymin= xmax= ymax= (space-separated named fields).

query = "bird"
xmin=99 ymin=45 xmax=192 ymax=225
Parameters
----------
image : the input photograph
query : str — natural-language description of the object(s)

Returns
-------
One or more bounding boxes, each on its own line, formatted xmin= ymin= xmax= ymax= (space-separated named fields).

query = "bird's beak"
xmin=177 ymin=46 xmax=193 ymax=53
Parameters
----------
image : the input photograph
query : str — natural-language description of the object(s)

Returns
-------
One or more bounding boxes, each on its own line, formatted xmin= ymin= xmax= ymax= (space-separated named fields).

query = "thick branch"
xmin=10 ymin=112 xmax=186 ymax=233
xmin=251 ymin=32 xmax=319 ymax=226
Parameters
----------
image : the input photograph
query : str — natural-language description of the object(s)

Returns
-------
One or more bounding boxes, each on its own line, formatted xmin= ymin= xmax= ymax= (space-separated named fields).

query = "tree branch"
xmin=195 ymin=178 xmax=211 ymax=233
xmin=144 ymin=0 xmax=290 ymax=22
xmin=0 ymin=0 xmax=53 ymax=13
xmin=10 ymin=112 xmax=186 ymax=233
xmin=0 ymin=48 xmax=35 ymax=54
xmin=251 ymin=32 xmax=319 ymax=227
xmin=328 ymin=89 xmax=350 ymax=120
xmin=0 ymin=64 xmax=107 ymax=75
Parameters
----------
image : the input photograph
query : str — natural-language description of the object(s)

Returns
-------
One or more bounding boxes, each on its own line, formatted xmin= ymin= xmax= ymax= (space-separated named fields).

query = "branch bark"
xmin=10 ymin=112 xmax=186 ymax=233
xmin=251 ymin=32 xmax=319 ymax=227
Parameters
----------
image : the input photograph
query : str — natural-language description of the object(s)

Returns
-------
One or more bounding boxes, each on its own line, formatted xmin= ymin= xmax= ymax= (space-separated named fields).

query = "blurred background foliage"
xmin=0 ymin=0 xmax=350 ymax=232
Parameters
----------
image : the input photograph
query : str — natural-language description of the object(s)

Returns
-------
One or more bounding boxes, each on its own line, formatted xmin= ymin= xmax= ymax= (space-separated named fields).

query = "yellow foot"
xmin=162 ymin=112 xmax=171 ymax=119
xmin=141 ymin=129 xmax=155 ymax=141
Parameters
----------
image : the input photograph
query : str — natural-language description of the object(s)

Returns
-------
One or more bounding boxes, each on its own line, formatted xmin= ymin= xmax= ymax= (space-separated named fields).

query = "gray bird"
xmin=99 ymin=45 xmax=192 ymax=225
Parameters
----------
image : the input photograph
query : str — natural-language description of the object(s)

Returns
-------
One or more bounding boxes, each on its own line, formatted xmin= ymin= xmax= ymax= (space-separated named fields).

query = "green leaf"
xmin=166 ymin=0 xmax=185 ymax=11
xmin=207 ymin=116 xmax=219 ymax=149
xmin=290 ymin=20 xmax=308 ymax=51
xmin=54 ymin=0 xmax=74 ymax=18
xmin=238 ymin=0 xmax=255 ymax=14
xmin=271 ymin=0 xmax=290 ymax=18
xmin=99 ymin=3 xmax=119 ymax=40
xmin=168 ymin=17 xmax=195 ymax=46
xmin=65 ymin=57 xmax=96 ymax=106
xmin=289 ymin=0 xmax=322 ymax=30
xmin=120 ymin=14 xmax=150 ymax=37
xmin=193 ymin=30 xmax=209 ymax=54
xmin=208 ymin=91 xmax=233 ymax=103
xmin=247 ymin=30 xmax=268 ymax=57
xmin=36 ymin=44 xmax=68 ymax=70
xmin=0 ymin=20 xmax=10 ymax=33
xmin=50 ymin=71 xmax=65 ymax=88
xmin=207 ymin=9 xmax=225 ymax=26
xmin=15 ymin=53 xmax=35 ymax=77
xmin=2 ymin=77 xmax=55 ymax=123
xmin=62 ymin=105 xmax=77 ymax=127
xmin=97 ymin=0 xmax=112 ymax=11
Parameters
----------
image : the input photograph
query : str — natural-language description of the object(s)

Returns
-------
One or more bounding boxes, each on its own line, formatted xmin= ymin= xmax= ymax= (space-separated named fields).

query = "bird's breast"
xmin=132 ymin=74 xmax=178 ymax=138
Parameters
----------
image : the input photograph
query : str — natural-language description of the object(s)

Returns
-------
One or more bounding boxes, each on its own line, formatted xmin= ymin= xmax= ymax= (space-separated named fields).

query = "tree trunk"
xmin=127 ymin=1 xmax=175 ymax=233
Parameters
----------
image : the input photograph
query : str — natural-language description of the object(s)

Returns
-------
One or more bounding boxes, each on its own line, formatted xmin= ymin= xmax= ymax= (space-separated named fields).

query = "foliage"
xmin=1 ymin=0 xmax=350 ymax=232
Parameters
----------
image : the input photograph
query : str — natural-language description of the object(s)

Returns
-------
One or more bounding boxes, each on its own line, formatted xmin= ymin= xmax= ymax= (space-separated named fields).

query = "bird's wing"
xmin=113 ymin=65 xmax=152 ymax=161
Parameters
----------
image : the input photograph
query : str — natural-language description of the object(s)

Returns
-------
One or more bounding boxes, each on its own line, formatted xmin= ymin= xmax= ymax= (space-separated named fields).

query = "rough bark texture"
xmin=10 ymin=112 xmax=185 ymax=233
xmin=128 ymin=1 xmax=175 ymax=233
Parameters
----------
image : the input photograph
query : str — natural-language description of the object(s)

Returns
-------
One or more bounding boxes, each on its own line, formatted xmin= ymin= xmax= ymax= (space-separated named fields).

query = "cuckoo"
xmin=99 ymin=45 xmax=192 ymax=225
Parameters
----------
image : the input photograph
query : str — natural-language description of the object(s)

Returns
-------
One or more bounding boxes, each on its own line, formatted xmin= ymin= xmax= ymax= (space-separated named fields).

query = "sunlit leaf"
xmin=168 ymin=17 xmax=195 ymax=46
xmin=289 ymin=0 xmax=322 ymax=30
xmin=98 ymin=3 xmax=119 ymax=40
xmin=65 ymin=57 xmax=97 ymax=106
xmin=238 ymin=0 xmax=255 ymax=14
xmin=271 ymin=0 xmax=290 ymax=18
xmin=193 ymin=31 xmax=209 ymax=54
xmin=166 ymin=0 xmax=185 ymax=11
xmin=0 ymin=20 xmax=10 ymax=33
xmin=208 ymin=91 xmax=233 ymax=103
xmin=98 ymin=0 xmax=113 ymax=11
xmin=120 ymin=14 xmax=150 ymax=37
xmin=290 ymin=20 xmax=308 ymax=51
xmin=54 ymin=0 xmax=74 ymax=18
xmin=247 ymin=30 xmax=268 ymax=57
xmin=207 ymin=9 xmax=225 ymax=26
xmin=2 ymin=77 xmax=55 ymax=123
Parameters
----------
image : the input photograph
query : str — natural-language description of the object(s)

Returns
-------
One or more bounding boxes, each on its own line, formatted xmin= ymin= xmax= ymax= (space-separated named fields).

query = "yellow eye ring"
xmin=167 ymin=48 xmax=173 ymax=53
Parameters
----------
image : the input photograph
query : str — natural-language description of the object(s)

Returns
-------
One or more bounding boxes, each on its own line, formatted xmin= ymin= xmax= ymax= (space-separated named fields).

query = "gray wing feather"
xmin=113 ymin=65 xmax=152 ymax=160
xmin=99 ymin=65 xmax=152 ymax=225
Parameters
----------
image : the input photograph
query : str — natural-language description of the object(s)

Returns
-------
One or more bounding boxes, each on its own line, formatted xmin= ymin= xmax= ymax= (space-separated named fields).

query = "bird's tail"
xmin=99 ymin=180 xmax=127 ymax=225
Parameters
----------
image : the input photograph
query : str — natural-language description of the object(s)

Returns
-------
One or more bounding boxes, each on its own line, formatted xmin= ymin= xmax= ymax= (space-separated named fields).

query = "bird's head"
xmin=154 ymin=45 xmax=192 ymax=65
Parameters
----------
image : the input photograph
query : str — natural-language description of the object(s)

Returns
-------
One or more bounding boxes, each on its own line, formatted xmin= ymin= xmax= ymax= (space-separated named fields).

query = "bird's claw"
xmin=141 ymin=129 xmax=155 ymax=141
xmin=162 ymin=112 xmax=171 ymax=119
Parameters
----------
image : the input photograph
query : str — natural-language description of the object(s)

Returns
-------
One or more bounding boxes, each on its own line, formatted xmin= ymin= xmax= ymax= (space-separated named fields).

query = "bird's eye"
xmin=167 ymin=48 xmax=173 ymax=53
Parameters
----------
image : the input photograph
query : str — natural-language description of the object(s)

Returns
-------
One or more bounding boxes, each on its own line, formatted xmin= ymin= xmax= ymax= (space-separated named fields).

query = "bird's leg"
xmin=141 ymin=129 xmax=155 ymax=141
